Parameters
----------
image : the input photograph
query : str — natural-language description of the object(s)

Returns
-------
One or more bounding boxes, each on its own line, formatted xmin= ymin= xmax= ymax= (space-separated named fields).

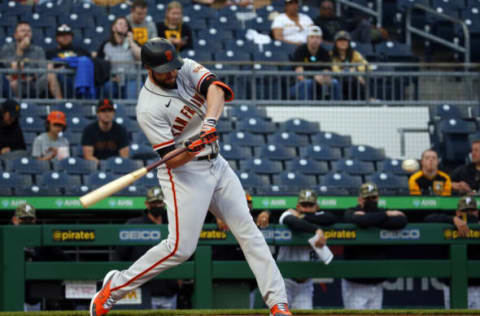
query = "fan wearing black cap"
xmin=0 ymin=99 xmax=27 ymax=161
xmin=81 ymin=99 xmax=130 ymax=163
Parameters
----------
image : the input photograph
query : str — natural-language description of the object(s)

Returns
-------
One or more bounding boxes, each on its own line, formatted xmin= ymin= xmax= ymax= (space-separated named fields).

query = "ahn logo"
xmin=380 ymin=229 xmax=420 ymax=240
xmin=119 ymin=229 xmax=161 ymax=242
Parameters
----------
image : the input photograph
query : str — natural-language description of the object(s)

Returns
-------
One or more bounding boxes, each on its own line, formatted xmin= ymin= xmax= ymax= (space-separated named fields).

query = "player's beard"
xmin=152 ymin=73 xmax=178 ymax=90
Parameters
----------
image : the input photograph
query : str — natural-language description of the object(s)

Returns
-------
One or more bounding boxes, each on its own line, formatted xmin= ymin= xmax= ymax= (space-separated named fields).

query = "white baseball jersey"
xmin=137 ymin=58 xmax=219 ymax=156
xmin=103 ymin=58 xmax=288 ymax=310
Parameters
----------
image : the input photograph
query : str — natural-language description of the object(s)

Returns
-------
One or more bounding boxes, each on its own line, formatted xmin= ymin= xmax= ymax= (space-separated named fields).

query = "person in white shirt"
xmin=271 ymin=0 xmax=314 ymax=45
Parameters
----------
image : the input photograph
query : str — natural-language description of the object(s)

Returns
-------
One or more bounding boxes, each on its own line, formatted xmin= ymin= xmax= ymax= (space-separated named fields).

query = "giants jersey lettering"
xmin=136 ymin=58 xmax=217 ymax=155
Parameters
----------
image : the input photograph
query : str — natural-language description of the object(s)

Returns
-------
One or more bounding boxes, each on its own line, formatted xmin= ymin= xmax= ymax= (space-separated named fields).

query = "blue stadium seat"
xmin=184 ymin=3 xmax=217 ymax=20
xmin=267 ymin=132 xmax=309 ymax=148
xmin=274 ymin=171 xmax=318 ymax=188
xmin=431 ymin=104 xmax=467 ymax=121
xmin=6 ymin=157 xmax=50 ymax=175
xmin=115 ymin=117 xmax=140 ymax=133
xmin=220 ymin=144 xmax=252 ymax=160
xmin=16 ymin=186 xmax=62 ymax=196
xmin=375 ymin=41 xmax=418 ymax=62
xmin=23 ymin=132 xmax=37 ymax=146
xmin=65 ymin=185 xmax=92 ymax=196
xmin=316 ymin=185 xmax=350 ymax=196
xmin=0 ymin=1 xmax=25 ymax=15
xmin=54 ymin=157 xmax=98 ymax=175
xmin=0 ymin=172 xmax=32 ymax=189
xmin=256 ymin=185 xmax=300 ymax=195
xmin=432 ymin=0 xmax=466 ymax=10
xmin=312 ymin=131 xmax=352 ymax=150
xmin=236 ymin=171 xmax=270 ymax=189
xmin=38 ymin=172 xmax=81 ymax=190
xmin=70 ymin=145 xmax=84 ymax=157
xmin=0 ymin=188 xmax=12 ymax=195
xmin=102 ymin=157 xmax=143 ymax=174
xmin=240 ymin=158 xmax=283 ymax=175
xmin=68 ymin=116 xmax=93 ymax=132
xmin=351 ymin=42 xmax=374 ymax=57
xmin=115 ymin=184 xmax=146 ymax=196
xmin=257 ymin=144 xmax=297 ymax=161
xmin=224 ymin=39 xmax=259 ymax=57
xmin=130 ymin=143 xmax=157 ymax=160
xmin=245 ymin=16 xmax=271 ymax=33
xmin=21 ymin=12 xmax=57 ymax=28
xmin=348 ymin=145 xmax=386 ymax=162
xmin=35 ymin=1 xmax=68 ymax=16
xmin=110 ymin=2 xmax=131 ymax=16
xmin=367 ymin=172 xmax=409 ymax=195
xmin=180 ymin=50 xmax=213 ymax=62
xmin=334 ymin=159 xmax=375 ymax=176
xmin=260 ymin=41 xmax=297 ymax=63
xmin=300 ymin=145 xmax=342 ymax=162
xmin=379 ymin=159 xmax=411 ymax=176
xmin=187 ymin=17 xmax=207 ymax=31
xmin=236 ymin=117 xmax=277 ymax=135
xmin=192 ymin=38 xmax=223 ymax=54
xmin=279 ymin=118 xmax=320 ymax=135
xmin=59 ymin=13 xmax=96 ymax=29
xmin=132 ymin=132 xmax=150 ymax=146
xmin=320 ymin=172 xmax=363 ymax=194
xmin=217 ymin=120 xmax=234 ymax=134
xmin=0 ymin=15 xmax=18 ymax=28
xmin=223 ymin=131 xmax=265 ymax=147
xmin=19 ymin=102 xmax=48 ymax=118
xmin=136 ymin=171 xmax=158 ymax=188
xmin=52 ymin=102 xmax=94 ymax=118
xmin=72 ymin=2 xmax=108 ymax=17
xmin=437 ymin=119 xmax=477 ymax=163
xmin=469 ymin=131 xmax=480 ymax=144
xmin=84 ymin=171 xmax=115 ymax=187
xmin=299 ymin=4 xmax=319 ymax=18
xmin=211 ymin=15 xmax=242 ymax=31
xmin=61 ymin=131 xmax=82 ymax=146
xmin=214 ymin=50 xmax=252 ymax=62
xmin=287 ymin=158 xmax=329 ymax=175
xmin=20 ymin=116 xmax=44 ymax=133
xmin=198 ymin=28 xmax=234 ymax=42
xmin=228 ymin=104 xmax=268 ymax=119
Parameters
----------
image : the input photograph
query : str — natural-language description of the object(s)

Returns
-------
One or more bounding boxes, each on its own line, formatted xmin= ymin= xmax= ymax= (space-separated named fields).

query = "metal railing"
xmin=0 ymin=60 xmax=479 ymax=106
xmin=336 ymin=0 xmax=383 ymax=27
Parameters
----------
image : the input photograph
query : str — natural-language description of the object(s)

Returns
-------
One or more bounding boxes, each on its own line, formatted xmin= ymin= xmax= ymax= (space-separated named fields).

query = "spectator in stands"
xmin=156 ymin=1 xmax=193 ymax=52
xmin=330 ymin=30 xmax=369 ymax=100
xmin=97 ymin=17 xmax=141 ymax=99
xmin=81 ymin=99 xmax=129 ymax=163
xmin=271 ymin=0 xmax=314 ymax=45
xmin=290 ymin=25 xmax=340 ymax=100
xmin=424 ymin=196 xmax=480 ymax=309
xmin=225 ymin=0 xmax=253 ymax=7
xmin=0 ymin=21 xmax=63 ymax=99
xmin=343 ymin=182 xmax=407 ymax=309
xmin=12 ymin=203 xmax=71 ymax=311
xmin=409 ymin=149 xmax=452 ymax=196
xmin=126 ymin=0 xmax=158 ymax=46
xmin=451 ymin=140 xmax=480 ymax=195
xmin=115 ymin=187 xmax=181 ymax=309
xmin=32 ymin=111 xmax=70 ymax=161
xmin=193 ymin=0 xmax=214 ymax=5
xmin=277 ymin=189 xmax=336 ymax=309
xmin=46 ymin=24 xmax=91 ymax=98
xmin=92 ymin=0 xmax=125 ymax=6
xmin=314 ymin=0 xmax=372 ymax=44
xmin=0 ymin=99 xmax=27 ymax=161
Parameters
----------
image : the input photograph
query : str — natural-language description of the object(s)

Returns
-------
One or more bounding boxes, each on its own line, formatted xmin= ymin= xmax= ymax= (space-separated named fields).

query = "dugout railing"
xmin=0 ymin=61 xmax=478 ymax=105
xmin=0 ymin=223 xmax=479 ymax=311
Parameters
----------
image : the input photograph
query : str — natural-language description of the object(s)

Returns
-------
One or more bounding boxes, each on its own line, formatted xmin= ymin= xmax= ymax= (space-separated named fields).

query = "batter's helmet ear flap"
xmin=141 ymin=37 xmax=184 ymax=73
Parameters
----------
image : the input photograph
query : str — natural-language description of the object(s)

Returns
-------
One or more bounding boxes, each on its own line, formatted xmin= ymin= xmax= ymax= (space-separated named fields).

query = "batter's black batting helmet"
xmin=141 ymin=38 xmax=184 ymax=73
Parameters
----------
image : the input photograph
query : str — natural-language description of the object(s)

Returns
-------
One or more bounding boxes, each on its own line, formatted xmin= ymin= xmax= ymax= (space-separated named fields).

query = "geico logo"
xmin=380 ymin=229 xmax=420 ymax=240
xmin=274 ymin=229 xmax=292 ymax=241
xmin=119 ymin=230 xmax=161 ymax=241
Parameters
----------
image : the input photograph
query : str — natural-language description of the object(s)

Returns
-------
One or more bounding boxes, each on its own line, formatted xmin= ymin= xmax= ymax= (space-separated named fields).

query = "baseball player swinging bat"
xmin=79 ymin=147 xmax=188 ymax=208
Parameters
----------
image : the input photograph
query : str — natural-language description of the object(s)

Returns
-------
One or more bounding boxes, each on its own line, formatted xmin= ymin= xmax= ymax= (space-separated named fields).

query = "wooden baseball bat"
xmin=79 ymin=147 xmax=188 ymax=208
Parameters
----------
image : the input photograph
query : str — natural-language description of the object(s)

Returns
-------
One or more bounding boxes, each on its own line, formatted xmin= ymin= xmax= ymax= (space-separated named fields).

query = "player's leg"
xmin=209 ymin=157 xmax=288 ymax=310
xmin=365 ymin=283 xmax=383 ymax=309
xmin=293 ymin=280 xmax=313 ymax=309
xmin=90 ymin=163 xmax=215 ymax=315
xmin=342 ymin=279 xmax=367 ymax=309
xmin=468 ymin=286 xmax=480 ymax=309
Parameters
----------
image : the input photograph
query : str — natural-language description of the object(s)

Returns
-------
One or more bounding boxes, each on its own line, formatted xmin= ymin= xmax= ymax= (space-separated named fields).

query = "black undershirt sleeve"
xmin=283 ymin=215 xmax=319 ymax=234
xmin=156 ymin=144 xmax=175 ymax=159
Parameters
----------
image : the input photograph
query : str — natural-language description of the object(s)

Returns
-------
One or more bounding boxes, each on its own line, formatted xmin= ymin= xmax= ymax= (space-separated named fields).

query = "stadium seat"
xmin=188 ymin=18 xmax=208 ymax=31
xmin=20 ymin=116 xmax=44 ymax=133
xmin=180 ymin=50 xmax=213 ymax=62
xmin=224 ymin=39 xmax=259 ymax=57
xmin=224 ymin=131 xmax=265 ymax=147
xmin=192 ymin=38 xmax=223 ymax=55
xmin=54 ymin=157 xmax=98 ymax=175
xmin=437 ymin=119 xmax=477 ymax=163
xmin=38 ymin=172 xmax=81 ymax=190
xmin=0 ymin=172 xmax=32 ymax=189
xmin=257 ymin=144 xmax=297 ymax=161
xmin=0 ymin=15 xmax=18 ymax=28
xmin=228 ymin=104 xmax=268 ymax=119
xmin=53 ymin=102 xmax=94 ymax=118
xmin=216 ymin=120 xmax=234 ymax=134
xmin=367 ymin=172 xmax=410 ymax=195
xmin=245 ymin=16 xmax=271 ymax=33
xmin=320 ymin=172 xmax=363 ymax=194
xmin=300 ymin=145 xmax=342 ymax=163
xmin=211 ymin=16 xmax=242 ymax=31
xmin=61 ymin=131 xmax=82 ymax=146
xmin=286 ymin=158 xmax=329 ymax=175
xmin=16 ymin=186 xmax=62 ymax=196
xmin=240 ymin=158 xmax=283 ymax=175
xmin=348 ymin=145 xmax=386 ymax=162
xmin=110 ymin=2 xmax=131 ymax=16
xmin=0 ymin=188 xmax=12 ymax=196
xmin=469 ymin=131 xmax=480 ymax=144
xmin=19 ymin=102 xmax=49 ymax=118
xmin=6 ymin=157 xmax=50 ymax=175
xmin=115 ymin=117 xmax=140 ymax=133
xmin=136 ymin=171 xmax=158 ymax=188
xmin=431 ymin=104 xmax=467 ymax=121
xmin=274 ymin=171 xmax=318 ymax=188
xmin=316 ymin=185 xmax=350 ymax=196
xmin=102 ymin=157 xmax=143 ymax=174
xmin=72 ymin=2 xmax=107 ymax=17
xmin=130 ymin=143 xmax=157 ymax=160
xmin=214 ymin=50 xmax=252 ymax=63
xmin=267 ymin=132 xmax=310 ymax=148
xmin=34 ymin=1 xmax=68 ymax=15
xmin=0 ymin=1 xmax=25 ymax=15
xmin=59 ymin=13 xmax=96 ymax=28
xmin=235 ymin=171 xmax=270 ymax=189
xmin=279 ymin=118 xmax=320 ymax=135
xmin=220 ymin=144 xmax=252 ymax=160
xmin=68 ymin=116 xmax=93 ymax=133
xmin=132 ymin=132 xmax=151 ymax=146
xmin=23 ymin=132 xmax=37 ymax=146
xmin=84 ymin=172 xmax=115 ymax=187
xmin=256 ymin=185 xmax=300 ymax=195
xmin=379 ymin=159 xmax=411 ymax=176
xmin=376 ymin=41 xmax=417 ymax=62
xmin=236 ymin=117 xmax=277 ymax=135
xmin=312 ymin=131 xmax=352 ymax=150
xmin=65 ymin=185 xmax=92 ymax=196
xmin=334 ymin=159 xmax=375 ymax=176
xmin=115 ymin=185 xmax=146 ymax=196
xmin=198 ymin=28 xmax=234 ymax=42
xmin=184 ymin=3 xmax=217 ymax=20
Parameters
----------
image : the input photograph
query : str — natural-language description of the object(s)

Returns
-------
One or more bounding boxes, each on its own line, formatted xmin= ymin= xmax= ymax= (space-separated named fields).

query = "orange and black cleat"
xmin=89 ymin=270 xmax=118 ymax=316
xmin=270 ymin=303 xmax=292 ymax=316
